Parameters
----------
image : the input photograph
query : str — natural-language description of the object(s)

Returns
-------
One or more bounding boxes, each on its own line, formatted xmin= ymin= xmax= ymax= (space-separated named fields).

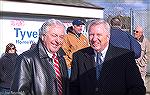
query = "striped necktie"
xmin=96 ymin=52 xmax=102 ymax=80
xmin=52 ymin=54 xmax=63 ymax=95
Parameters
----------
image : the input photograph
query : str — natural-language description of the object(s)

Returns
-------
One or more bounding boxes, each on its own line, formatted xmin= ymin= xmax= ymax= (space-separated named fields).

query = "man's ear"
xmin=41 ymin=35 xmax=44 ymax=41
xmin=107 ymin=34 xmax=110 ymax=39
xmin=107 ymin=34 xmax=110 ymax=41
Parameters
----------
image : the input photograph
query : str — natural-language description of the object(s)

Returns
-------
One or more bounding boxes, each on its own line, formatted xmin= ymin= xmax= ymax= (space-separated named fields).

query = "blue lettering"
xmin=14 ymin=28 xmax=39 ymax=40
xmin=30 ymin=40 xmax=35 ymax=44
xmin=16 ymin=40 xmax=31 ymax=44
xmin=20 ymin=30 xmax=26 ymax=40
xmin=27 ymin=31 xmax=32 ymax=38
xmin=14 ymin=28 xmax=21 ymax=37
xmin=33 ymin=31 xmax=38 ymax=38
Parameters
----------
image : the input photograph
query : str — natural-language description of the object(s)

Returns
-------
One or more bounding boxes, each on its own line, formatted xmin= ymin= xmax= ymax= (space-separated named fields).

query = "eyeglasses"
xmin=10 ymin=47 xmax=15 ymax=50
xmin=134 ymin=31 xmax=139 ymax=33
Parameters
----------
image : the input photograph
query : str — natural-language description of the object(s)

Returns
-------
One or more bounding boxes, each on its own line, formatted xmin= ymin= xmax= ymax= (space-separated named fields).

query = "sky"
xmin=86 ymin=0 xmax=150 ymax=38
xmin=86 ymin=0 xmax=149 ymax=16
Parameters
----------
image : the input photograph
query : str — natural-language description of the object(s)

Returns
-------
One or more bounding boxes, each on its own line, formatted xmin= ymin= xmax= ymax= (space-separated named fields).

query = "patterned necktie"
xmin=96 ymin=52 xmax=102 ymax=80
xmin=52 ymin=54 xmax=63 ymax=95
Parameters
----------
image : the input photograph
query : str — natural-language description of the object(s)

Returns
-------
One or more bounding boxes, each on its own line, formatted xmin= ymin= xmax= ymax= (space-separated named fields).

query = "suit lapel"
xmin=38 ymin=39 xmax=56 ymax=77
xmin=83 ymin=47 xmax=96 ymax=81
xmin=58 ymin=56 xmax=67 ymax=78
xmin=100 ymin=44 xmax=115 ymax=81
xmin=41 ymin=57 xmax=55 ymax=77
xmin=83 ymin=47 xmax=95 ymax=71
xmin=57 ymin=48 xmax=68 ymax=78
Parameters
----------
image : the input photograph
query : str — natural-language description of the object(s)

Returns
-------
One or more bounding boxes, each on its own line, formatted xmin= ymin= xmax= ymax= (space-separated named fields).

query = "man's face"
xmin=89 ymin=25 xmax=110 ymax=52
xmin=43 ymin=25 xmax=65 ymax=53
xmin=73 ymin=25 xmax=83 ymax=34
xmin=134 ymin=27 xmax=143 ymax=39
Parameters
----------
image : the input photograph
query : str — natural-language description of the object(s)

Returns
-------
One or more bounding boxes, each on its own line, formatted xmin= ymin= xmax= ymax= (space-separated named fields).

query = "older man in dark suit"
xmin=69 ymin=19 xmax=146 ymax=95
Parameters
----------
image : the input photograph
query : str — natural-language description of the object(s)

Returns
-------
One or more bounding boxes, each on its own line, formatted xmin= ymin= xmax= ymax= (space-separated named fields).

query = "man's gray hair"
xmin=87 ymin=19 xmax=110 ymax=34
xmin=39 ymin=19 xmax=65 ymax=38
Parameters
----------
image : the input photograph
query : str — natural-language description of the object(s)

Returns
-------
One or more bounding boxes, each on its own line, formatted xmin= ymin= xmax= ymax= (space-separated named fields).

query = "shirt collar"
xmin=46 ymin=50 xmax=57 ymax=58
xmin=94 ymin=44 xmax=109 ymax=61
xmin=101 ymin=45 xmax=109 ymax=58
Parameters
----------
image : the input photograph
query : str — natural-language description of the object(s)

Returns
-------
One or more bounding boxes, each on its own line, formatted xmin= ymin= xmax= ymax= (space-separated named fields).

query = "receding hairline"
xmin=87 ymin=19 xmax=110 ymax=34
xmin=135 ymin=25 xmax=143 ymax=32
xmin=39 ymin=19 xmax=65 ymax=37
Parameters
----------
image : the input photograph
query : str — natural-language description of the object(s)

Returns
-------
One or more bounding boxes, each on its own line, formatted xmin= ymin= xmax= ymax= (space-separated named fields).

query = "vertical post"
xmin=130 ymin=8 xmax=134 ymax=35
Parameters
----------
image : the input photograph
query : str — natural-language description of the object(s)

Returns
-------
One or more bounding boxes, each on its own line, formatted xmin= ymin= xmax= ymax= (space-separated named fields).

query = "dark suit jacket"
xmin=70 ymin=44 xmax=146 ymax=95
xmin=11 ymin=39 xmax=69 ymax=95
